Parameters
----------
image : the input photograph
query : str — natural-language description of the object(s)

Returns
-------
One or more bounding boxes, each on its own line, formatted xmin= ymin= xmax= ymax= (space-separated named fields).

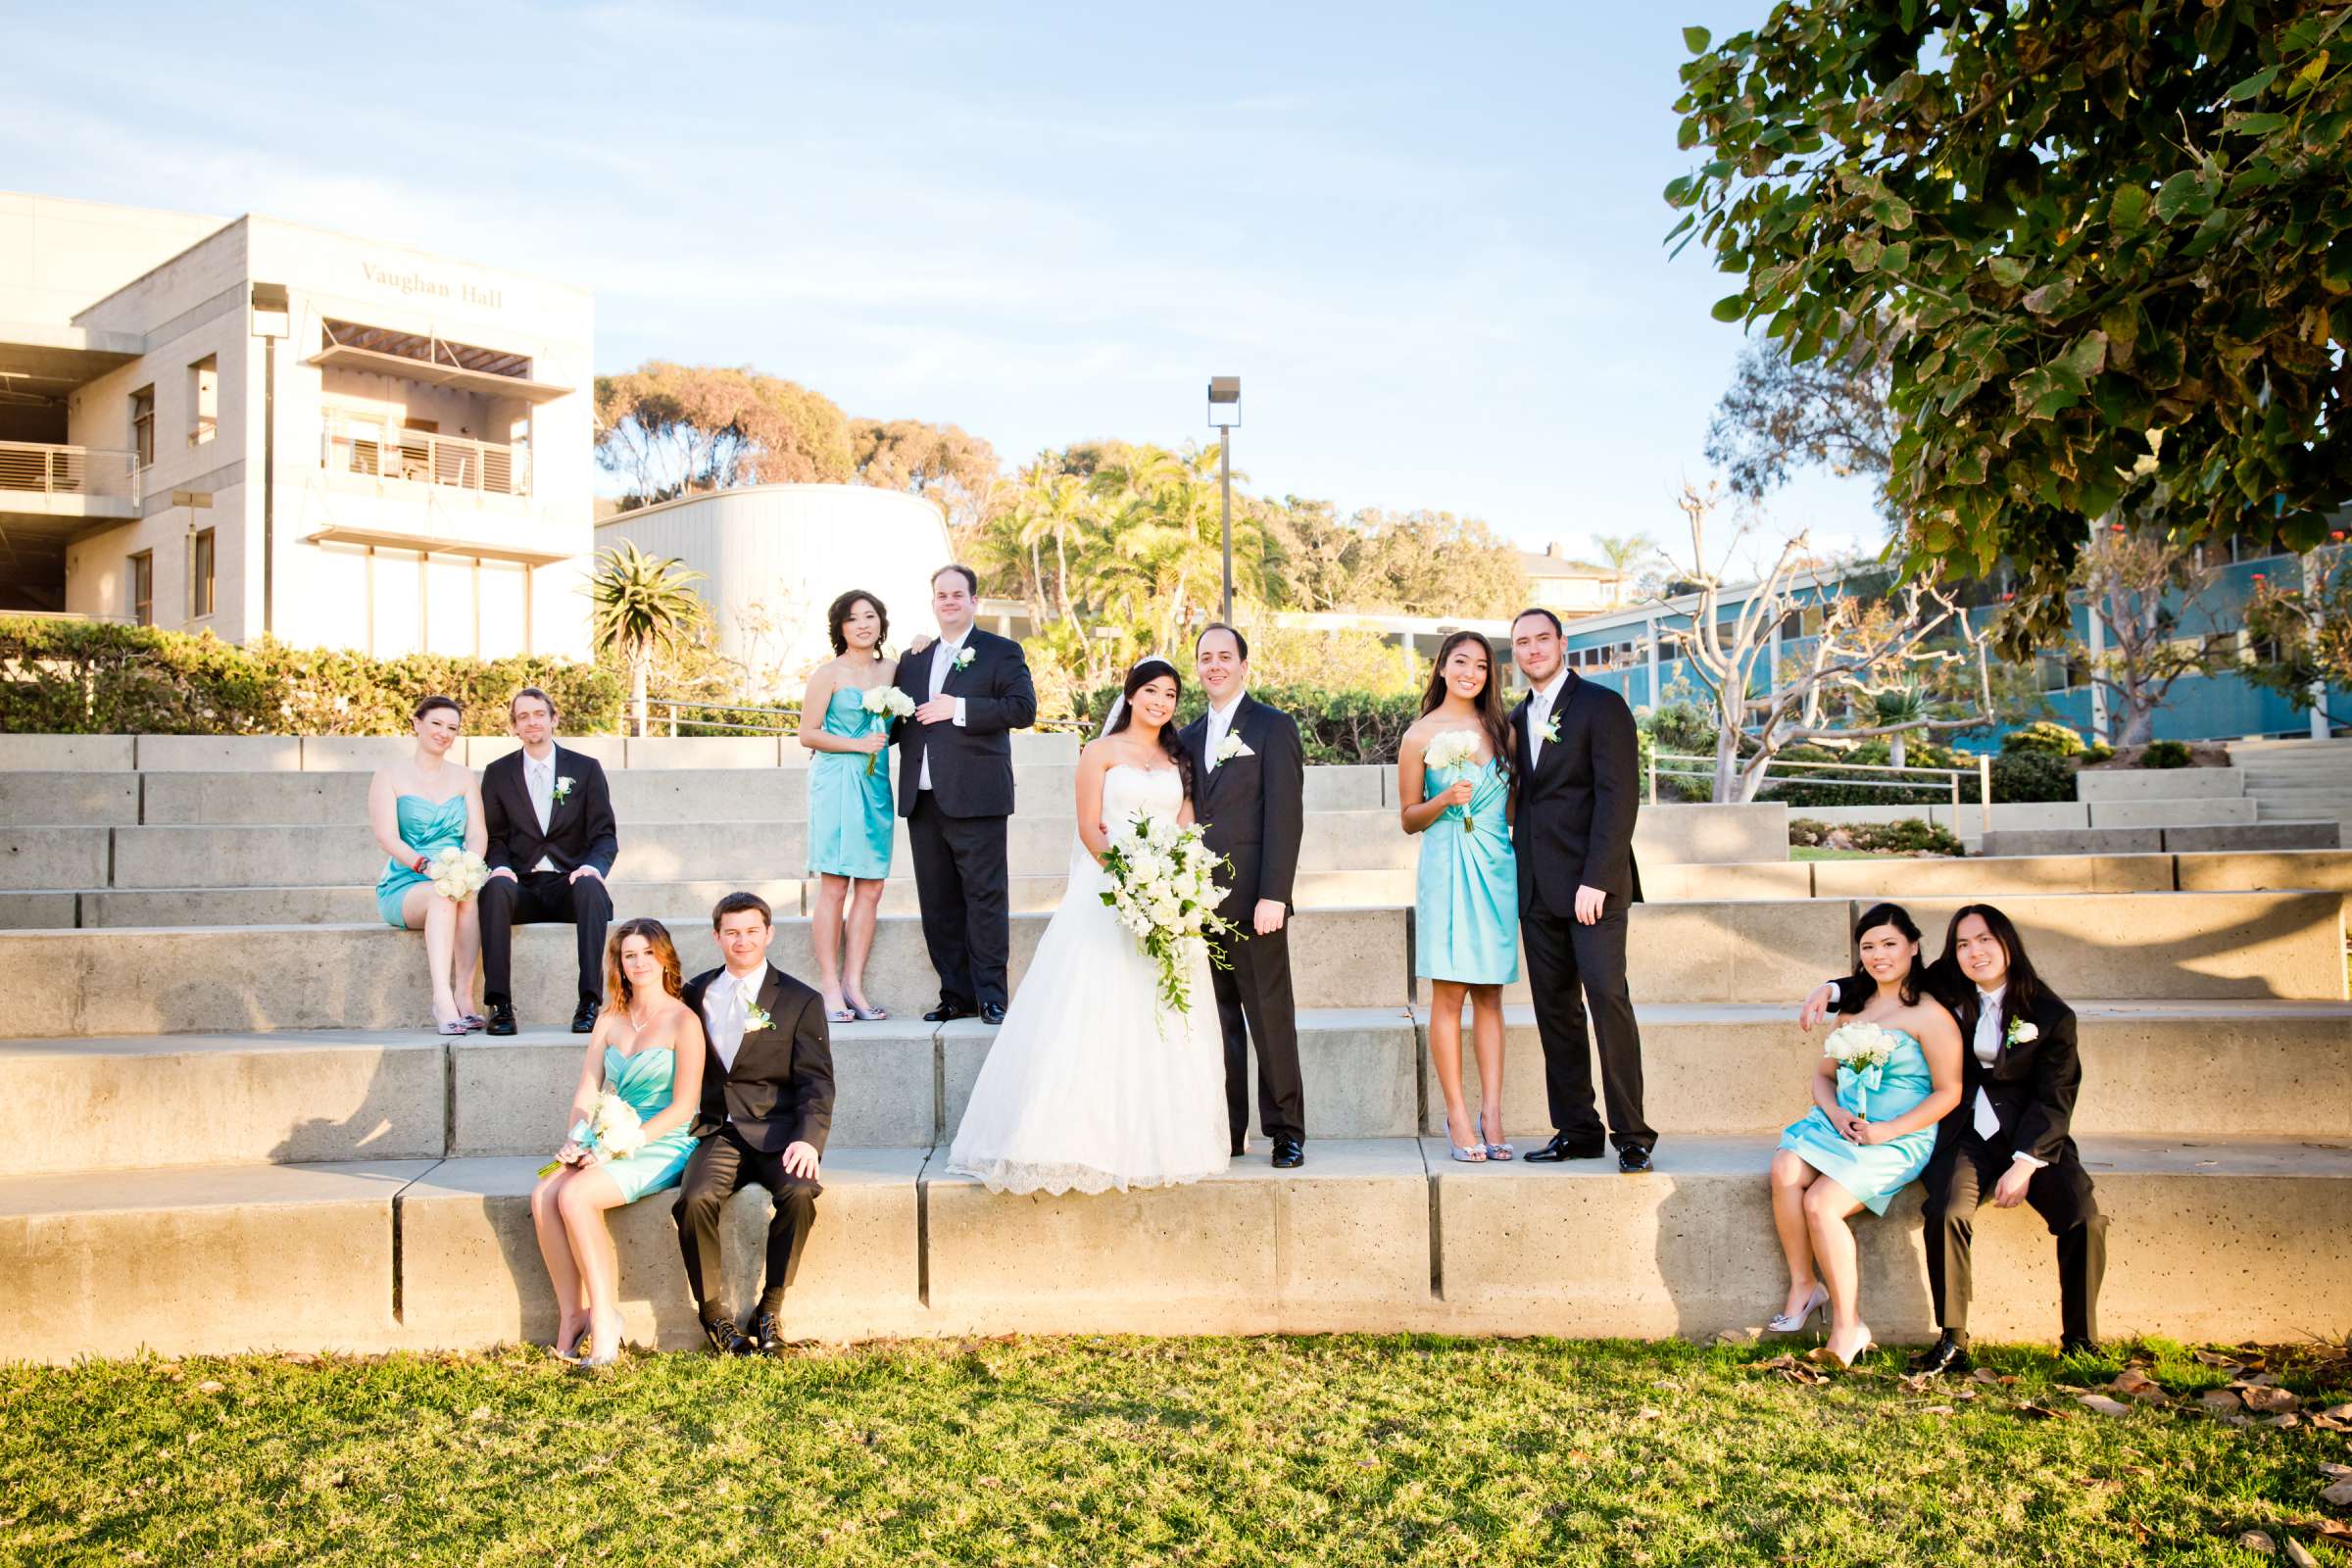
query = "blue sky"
xmin=5 ymin=0 xmax=1886 ymax=572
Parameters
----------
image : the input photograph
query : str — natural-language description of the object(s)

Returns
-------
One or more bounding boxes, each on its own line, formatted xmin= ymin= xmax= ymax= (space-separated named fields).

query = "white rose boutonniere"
xmin=1214 ymin=731 xmax=1251 ymax=764
xmin=552 ymin=775 xmax=575 ymax=805
xmin=2005 ymin=1017 xmax=2039 ymax=1047
xmin=744 ymin=1003 xmax=773 ymax=1033
xmin=953 ymin=647 xmax=976 ymax=671
xmin=1541 ymin=714 xmax=1561 ymax=744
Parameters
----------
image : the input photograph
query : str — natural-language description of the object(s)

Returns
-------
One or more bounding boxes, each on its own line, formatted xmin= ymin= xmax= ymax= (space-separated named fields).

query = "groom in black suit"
xmin=892 ymin=565 xmax=1037 ymax=1025
xmin=479 ymin=686 xmax=617 ymax=1035
xmin=1506 ymin=609 xmax=1655 ymax=1173
xmin=1181 ymin=624 xmax=1308 ymax=1168
xmin=1804 ymin=902 xmax=2105 ymax=1369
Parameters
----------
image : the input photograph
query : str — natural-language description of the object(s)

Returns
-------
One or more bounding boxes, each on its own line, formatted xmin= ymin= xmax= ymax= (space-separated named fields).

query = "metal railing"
xmin=0 ymin=440 xmax=142 ymax=505
xmin=321 ymin=417 xmax=530 ymax=498
xmin=647 ymin=695 xmax=1095 ymax=738
xmin=1650 ymin=750 xmax=1995 ymax=834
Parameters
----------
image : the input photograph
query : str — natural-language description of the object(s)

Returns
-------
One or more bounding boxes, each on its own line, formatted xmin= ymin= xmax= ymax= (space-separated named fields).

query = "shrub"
xmin=1786 ymin=815 xmax=1963 ymax=856
xmin=1990 ymin=749 xmax=2075 ymax=803
xmin=2001 ymin=720 xmax=2086 ymax=758
xmin=0 ymin=617 xmax=622 ymax=735
xmin=1788 ymin=816 xmax=1831 ymax=848
xmin=2083 ymin=741 xmax=2116 ymax=764
xmin=2138 ymin=739 xmax=2192 ymax=768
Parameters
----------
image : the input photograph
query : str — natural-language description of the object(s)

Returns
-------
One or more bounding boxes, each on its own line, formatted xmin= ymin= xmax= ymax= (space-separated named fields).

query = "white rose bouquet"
xmin=859 ymin=687 xmax=917 ymax=775
xmin=1823 ymin=1020 xmax=1897 ymax=1113
xmin=1098 ymin=810 xmax=1237 ymax=1017
xmin=426 ymin=846 xmax=492 ymax=902
xmin=537 ymin=1090 xmax=647 ymax=1177
xmin=1422 ymin=730 xmax=1484 ymax=832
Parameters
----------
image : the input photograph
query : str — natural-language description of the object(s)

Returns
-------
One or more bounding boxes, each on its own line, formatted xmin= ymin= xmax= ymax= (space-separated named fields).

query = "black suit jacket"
xmin=1507 ymin=670 xmax=1642 ymax=913
xmin=1179 ymin=694 xmax=1306 ymax=924
xmin=1830 ymin=956 xmax=2082 ymax=1164
xmin=890 ymin=627 xmax=1038 ymax=819
xmin=682 ymin=963 xmax=836 ymax=1155
xmin=481 ymin=745 xmax=617 ymax=877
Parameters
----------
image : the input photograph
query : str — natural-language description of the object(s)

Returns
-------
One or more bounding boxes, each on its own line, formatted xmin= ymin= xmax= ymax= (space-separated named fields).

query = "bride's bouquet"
xmin=536 ymin=1091 xmax=647 ymax=1177
xmin=1422 ymin=730 xmax=1482 ymax=831
xmin=1098 ymin=812 xmax=1236 ymax=1016
xmin=427 ymin=846 xmax=492 ymax=902
xmin=859 ymin=687 xmax=916 ymax=774
xmin=1823 ymin=1020 xmax=1897 ymax=1111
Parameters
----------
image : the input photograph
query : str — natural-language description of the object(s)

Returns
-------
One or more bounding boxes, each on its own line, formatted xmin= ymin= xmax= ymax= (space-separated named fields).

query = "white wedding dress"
xmin=944 ymin=763 xmax=1233 ymax=1195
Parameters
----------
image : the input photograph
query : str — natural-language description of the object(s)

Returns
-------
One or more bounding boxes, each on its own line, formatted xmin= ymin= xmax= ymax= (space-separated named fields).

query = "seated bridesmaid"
xmin=368 ymin=694 xmax=490 ymax=1035
xmin=1769 ymin=901 xmax=1963 ymax=1367
xmin=530 ymin=917 xmax=706 ymax=1367
xmin=797 ymin=589 xmax=900 ymax=1022
xmin=1397 ymin=630 xmax=1519 ymax=1164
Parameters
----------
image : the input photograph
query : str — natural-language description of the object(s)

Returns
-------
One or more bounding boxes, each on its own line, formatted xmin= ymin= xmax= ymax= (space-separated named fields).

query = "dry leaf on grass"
xmin=2195 ymin=1350 xmax=2244 ymax=1368
xmin=2113 ymin=1368 xmax=2171 ymax=1402
xmin=2203 ymin=1390 xmax=2246 ymax=1411
xmin=1970 ymin=1367 xmax=2018 ymax=1387
xmin=2320 ymin=1479 xmax=2352 ymax=1508
xmin=2320 ymin=1464 xmax=2352 ymax=1480
xmin=2237 ymin=1530 xmax=2278 ymax=1554
xmin=2015 ymin=1401 xmax=2064 ymax=1420
xmin=2283 ymin=1540 xmax=2318 ymax=1568
xmin=2243 ymin=1387 xmax=2303 ymax=1413
xmin=2078 ymin=1394 xmax=2133 ymax=1418
xmin=194 ymin=1380 xmax=223 ymax=1395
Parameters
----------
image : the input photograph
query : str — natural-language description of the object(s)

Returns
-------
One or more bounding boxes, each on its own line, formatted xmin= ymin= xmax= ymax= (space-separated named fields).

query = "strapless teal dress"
xmin=808 ymin=684 xmax=895 ymax=879
xmin=593 ymin=1046 xmax=701 ymax=1204
xmin=375 ymin=793 xmax=469 ymax=927
xmin=1414 ymin=756 xmax=1520 ymax=984
xmin=1779 ymin=1026 xmax=1940 ymax=1214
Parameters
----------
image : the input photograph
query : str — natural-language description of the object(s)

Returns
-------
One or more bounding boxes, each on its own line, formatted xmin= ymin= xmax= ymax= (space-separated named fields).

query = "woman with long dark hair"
xmin=945 ymin=656 xmax=1231 ymax=1195
xmin=529 ymin=916 xmax=707 ymax=1365
xmin=1397 ymin=630 xmax=1519 ymax=1162
xmin=797 ymin=590 xmax=900 ymax=1022
xmin=1767 ymin=901 xmax=1962 ymax=1366
xmin=368 ymin=694 xmax=490 ymax=1034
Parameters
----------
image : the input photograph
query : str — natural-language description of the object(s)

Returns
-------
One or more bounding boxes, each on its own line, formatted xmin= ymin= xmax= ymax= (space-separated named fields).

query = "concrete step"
xmin=1808 ymin=855 xmax=2173 ymax=898
xmin=0 ymin=731 xmax=1089 ymax=772
xmin=2175 ymin=849 xmax=2352 ymax=891
xmin=0 ymin=905 xmax=1412 ymax=1038
xmin=2086 ymin=798 xmax=2257 ymax=827
xmin=1980 ymin=820 xmax=2341 ymax=857
xmin=2075 ymin=768 xmax=2246 ymax=802
xmin=2164 ymin=820 xmax=2341 ymax=852
xmin=1415 ymin=1001 xmax=2352 ymax=1144
xmin=6 ymin=1137 xmax=2344 ymax=1360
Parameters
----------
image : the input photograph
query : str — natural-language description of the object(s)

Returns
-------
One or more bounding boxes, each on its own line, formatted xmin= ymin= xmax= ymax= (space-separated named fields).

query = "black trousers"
xmin=1520 ymin=897 xmax=1652 ymax=1152
xmin=672 ymin=1125 xmax=822 ymax=1320
xmin=1921 ymin=1129 xmax=2106 ymax=1345
xmin=906 ymin=793 xmax=1011 ymax=1010
xmin=1212 ymin=924 xmax=1305 ymax=1146
xmin=479 ymin=869 xmax=611 ymax=1009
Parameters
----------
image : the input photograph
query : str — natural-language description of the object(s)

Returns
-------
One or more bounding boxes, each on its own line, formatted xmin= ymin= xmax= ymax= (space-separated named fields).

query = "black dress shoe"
xmin=570 ymin=1001 xmax=599 ymax=1034
xmin=748 ymin=1308 xmax=788 ymax=1354
xmin=1271 ymin=1137 xmax=1304 ymax=1169
xmin=2059 ymin=1336 xmax=2100 ymax=1359
xmin=979 ymin=1002 xmax=1006 ymax=1025
xmin=1909 ymin=1331 xmax=1973 ymax=1378
xmin=484 ymin=1003 xmax=518 ymax=1037
xmin=1523 ymin=1132 xmax=1607 ymax=1163
xmin=922 ymin=1003 xmax=975 ymax=1023
xmin=1617 ymin=1145 xmax=1654 ymax=1174
xmin=1231 ymin=1136 xmax=1248 ymax=1158
xmin=700 ymin=1315 xmax=753 ymax=1356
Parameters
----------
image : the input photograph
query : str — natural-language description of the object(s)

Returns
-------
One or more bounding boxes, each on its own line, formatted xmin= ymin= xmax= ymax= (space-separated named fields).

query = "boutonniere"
xmin=953 ymin=647 xmax=976 ymax=671
xmin=2005 ymin=1017 xmax=2038 ymax=1047
xmin=1214 ymin=732 xmax=1251 ymax=763
xmin=744 ymin=1003 xmax=773 ymax=1033
xmin=552 ymin=776 xmax=575 ymax=805
xmin=1541 ymin=715 xmax=1560 ymax=744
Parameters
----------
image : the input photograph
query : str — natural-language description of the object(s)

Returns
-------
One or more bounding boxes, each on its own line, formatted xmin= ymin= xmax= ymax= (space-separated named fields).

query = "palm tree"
xmin=1872 ymin=684 xmax=1927 ymax=768
xmin=590 ymin=543 xmax=707 ymax=736
xmin=1592 ymin=532 xmax=1661 ymax=601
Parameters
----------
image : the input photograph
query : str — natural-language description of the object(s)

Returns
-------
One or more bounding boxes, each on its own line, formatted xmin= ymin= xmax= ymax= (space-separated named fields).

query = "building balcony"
xmin=321 ymin=417 xmax=531 ymax=499
xmin=0 ymin=441 xmax=143 ymax=591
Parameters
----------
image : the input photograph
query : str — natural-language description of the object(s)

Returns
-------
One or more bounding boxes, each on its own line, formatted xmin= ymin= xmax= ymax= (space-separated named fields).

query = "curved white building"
xmin=594 ymin=483 xmax=957 ymax=695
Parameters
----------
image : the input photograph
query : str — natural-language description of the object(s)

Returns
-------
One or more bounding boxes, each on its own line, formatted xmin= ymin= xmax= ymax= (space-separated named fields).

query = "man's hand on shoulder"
xmin=1798 ymin=981 xmax=1838 ymax=1032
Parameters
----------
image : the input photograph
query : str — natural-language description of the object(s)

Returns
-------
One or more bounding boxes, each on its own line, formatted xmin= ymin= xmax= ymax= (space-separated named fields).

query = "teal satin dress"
xmin=592 ymin=1046 xmax=701 ymax=1204
xmin=1414 ymin=755 xmax=1520 ymax=985
xmin=374 ymin=794 xmax=469 ymax=927
xmin=1778 ymin=1026 xmax=1940 ymax=1214
xmin=808 ymin=684 xmax=895 ymax=879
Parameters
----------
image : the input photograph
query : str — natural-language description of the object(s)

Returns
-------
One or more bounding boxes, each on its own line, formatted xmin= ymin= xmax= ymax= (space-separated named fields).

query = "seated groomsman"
xmin=479 ymin=687 xmax=618 ymax=1035
xmin=1801 ymin=902 xmax=2106 ymax=1371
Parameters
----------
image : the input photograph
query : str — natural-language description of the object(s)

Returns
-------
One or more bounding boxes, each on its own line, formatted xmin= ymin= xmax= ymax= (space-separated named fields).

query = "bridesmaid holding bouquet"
xmin=1397 ymin=630 xmax=1519 ymax=1163
xmin=798 ymin=590 xmax=901 ymax=1023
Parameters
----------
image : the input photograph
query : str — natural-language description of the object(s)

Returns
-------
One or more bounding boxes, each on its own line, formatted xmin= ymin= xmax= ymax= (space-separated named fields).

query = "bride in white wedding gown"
xmin=944 ymin=657 xmax=1232 ymax=1195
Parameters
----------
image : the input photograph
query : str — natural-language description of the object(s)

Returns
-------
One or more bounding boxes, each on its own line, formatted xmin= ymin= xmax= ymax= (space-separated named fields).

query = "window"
xmin=187 ymin=357 xmax=218 ymax=447
xmin=130 ymin=386 xmax=156 ymax=468
xmin=192 ymin=528 xmax=216 ymax=618
xmin=130 ymin=551 xmax=154 ymax=626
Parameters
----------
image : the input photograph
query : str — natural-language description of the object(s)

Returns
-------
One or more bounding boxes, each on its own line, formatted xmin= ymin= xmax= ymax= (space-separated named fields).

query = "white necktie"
xmin=1530 ymin=692 xmax=1550 ymax=766
xmin=529 ymin=760 xmax=551 ymax=830
xmin=1973 ymin=991 xmax=2002 ymax=1139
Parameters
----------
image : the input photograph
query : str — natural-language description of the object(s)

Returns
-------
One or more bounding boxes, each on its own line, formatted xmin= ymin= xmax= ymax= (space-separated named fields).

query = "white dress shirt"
xmin=701 ymin=965 xmax=764 ymax=1079
xmin=1525 ymin=667 xmax=1571 ymax=768
xmin=1973 ymin=984 xmax=2047 ymax=1168
xmin=523 ymin=748 xmax=557 ymax=872
xmin=1204 ymin=690 xmax=1247 ymax=770
xmin=918 ymin=632 xmax=970 ymax=792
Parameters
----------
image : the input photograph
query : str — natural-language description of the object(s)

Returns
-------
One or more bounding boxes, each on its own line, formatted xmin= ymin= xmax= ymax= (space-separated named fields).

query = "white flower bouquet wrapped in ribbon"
xmin=537 ymin=1090 xmax=647 ymax=1177
xmin=1823 ymin=1019 xmax=1898 ymax=1114
xmin=1097 ymin=810 xmax=1236 ymax=1016
xmin=859 ymin=686 xmax=916 ymax=774
xmin=427 ymin=846 xmax=492 ymax=902
xmin=1421 ymin=730 xmax=1484 ymax=832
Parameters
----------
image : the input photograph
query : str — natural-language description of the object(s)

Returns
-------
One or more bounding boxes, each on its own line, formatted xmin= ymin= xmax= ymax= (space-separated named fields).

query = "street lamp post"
xmin=1207 ymin=376 xmax=1241 ymax=624
xmin=249 ymin=283 xmax=290 ymax=639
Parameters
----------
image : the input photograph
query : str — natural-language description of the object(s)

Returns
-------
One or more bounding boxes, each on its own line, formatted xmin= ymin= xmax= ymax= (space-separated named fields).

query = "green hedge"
xmin=0 ymin=617 xmax=622 ymax=735
xmin=1080 ymin=681 xmax=1421 ymax=766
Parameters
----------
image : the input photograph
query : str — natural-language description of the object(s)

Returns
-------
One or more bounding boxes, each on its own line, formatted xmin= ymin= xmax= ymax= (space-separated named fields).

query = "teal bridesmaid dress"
xmin=1414 ymin=755 xmax=1520 ymax=984
xmin=1778 ymin=1026 xmax=1940 ymax=1213
xmin=374 ymin=794 xmax=469 ymax=927
xmin=593 ymin=1046 xmax=701 ymax=1204
xmin=808 ymin=684 xmax=895 ymax=879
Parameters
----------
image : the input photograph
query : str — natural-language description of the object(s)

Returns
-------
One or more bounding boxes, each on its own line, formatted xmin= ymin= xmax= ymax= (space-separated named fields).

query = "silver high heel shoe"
xmin=1478 ymin=1113 xmax=1515 ymax=1161
xmin=1768 ymin=1283 xmax=1828 ymax=1334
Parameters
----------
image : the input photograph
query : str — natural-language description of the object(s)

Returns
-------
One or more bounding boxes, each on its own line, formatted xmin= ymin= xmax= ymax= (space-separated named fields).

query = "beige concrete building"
xmin=0 ymin=193 xmax=593 ymax=658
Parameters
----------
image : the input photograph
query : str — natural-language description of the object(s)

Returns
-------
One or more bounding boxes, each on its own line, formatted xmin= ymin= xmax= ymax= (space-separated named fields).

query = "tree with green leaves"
xmin=2074 ymin=525 xmax=2231 ymax=747
xmin=2239 ymin=542 xmax=2350 ymax=727
xmin=1705 ymin=337 xmax=1897 ymax=524
xmin=848 ymin=418 xmax=1003 ymax=548
xmin=1670 ymin=3 xmax=2352 ymax=644
xmin=589 ymin=543 xmax=708 ymax=736
xmin=593 ymin=363 xmax=854 ymax=506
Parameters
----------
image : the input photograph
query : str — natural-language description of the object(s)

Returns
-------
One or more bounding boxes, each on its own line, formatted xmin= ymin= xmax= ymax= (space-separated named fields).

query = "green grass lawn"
xmin=4 ymin=1337 xmax=2347 ymax=1566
